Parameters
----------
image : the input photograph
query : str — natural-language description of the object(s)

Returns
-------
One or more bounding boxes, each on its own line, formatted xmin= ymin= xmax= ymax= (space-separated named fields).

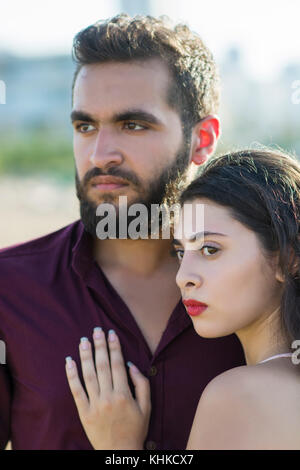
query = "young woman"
xmin=65 ymin=149 xmax=300 ymax=450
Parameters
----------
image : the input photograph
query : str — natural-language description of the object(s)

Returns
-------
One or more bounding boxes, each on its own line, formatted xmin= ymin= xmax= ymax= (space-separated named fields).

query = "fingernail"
xmin=127 ymin=361 xmax=139 ymax=373
xmin=93 ymin=327 xmax=103 ymax=339
xmin=65 ymin=356 xmax=74 ymax=369
xmin=108 ymin=329 xmax=117 ymax=342
xmin=80 ymin=337 xmax=89 ymax=350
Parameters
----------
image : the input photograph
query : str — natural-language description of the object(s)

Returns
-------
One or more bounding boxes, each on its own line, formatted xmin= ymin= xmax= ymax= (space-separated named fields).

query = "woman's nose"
xmin=176 ymin=257 xmax=203 ymax=291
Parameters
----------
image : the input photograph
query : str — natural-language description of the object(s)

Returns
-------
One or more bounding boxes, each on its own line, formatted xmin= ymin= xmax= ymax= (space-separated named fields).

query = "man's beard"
xmin=75 ymin=139 xmax=191 ymax=239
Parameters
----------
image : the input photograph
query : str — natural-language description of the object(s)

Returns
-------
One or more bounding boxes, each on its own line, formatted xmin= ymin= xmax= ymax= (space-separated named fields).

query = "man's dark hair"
xmin=72 ymin=13 xmax=220 ymax=138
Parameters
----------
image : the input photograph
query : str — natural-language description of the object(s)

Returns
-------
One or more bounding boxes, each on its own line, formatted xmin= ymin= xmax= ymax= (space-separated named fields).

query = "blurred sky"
xmin=0 ymin=0 xmax=299 ymax=81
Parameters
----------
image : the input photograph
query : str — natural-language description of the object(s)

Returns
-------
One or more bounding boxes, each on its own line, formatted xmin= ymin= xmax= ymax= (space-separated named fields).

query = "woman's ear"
xmin=274 ymin=253 xmax=284 ymax=283
xmin=289 ymin=257 xmax=299 ymax=278
xmin=275 ymin=267 xmax=284 ymax=283
xmin=275 ymin=248 xmax=298 ymax=282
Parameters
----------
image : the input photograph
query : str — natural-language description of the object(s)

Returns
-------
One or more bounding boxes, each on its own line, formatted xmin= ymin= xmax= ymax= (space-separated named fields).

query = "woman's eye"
xmin=75 ymin=123 xmax=96 ymax=133
xmin=123 ymin=122 xmax=146 ymax=131
xmin=176 ymin=250 xmax=184 ymax=261
xmin=201 ymin=246 xmax=219 ymax=256
xmin=172 ymin=245 xmax=219 ymax=261
xmin=170 ymin=247 xmax=184 ymax=260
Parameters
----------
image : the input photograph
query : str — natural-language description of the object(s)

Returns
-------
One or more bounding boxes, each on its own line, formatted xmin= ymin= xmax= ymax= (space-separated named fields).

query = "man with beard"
xmin=0 ymin=14 xmax=245 ymax=450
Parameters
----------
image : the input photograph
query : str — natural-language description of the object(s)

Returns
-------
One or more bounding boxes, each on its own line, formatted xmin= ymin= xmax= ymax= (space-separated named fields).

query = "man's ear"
xmin=191 ymin=115 xmax=220 ymax=166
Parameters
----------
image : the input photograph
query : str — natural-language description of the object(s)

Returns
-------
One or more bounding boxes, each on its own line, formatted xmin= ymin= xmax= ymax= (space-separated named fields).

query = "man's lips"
xmin=93 ymin=183 xmax=128 ymax=191
xmin=182 ymin=299 xmax=208 ymax=317
xmin=90 ymin=176 xmax=129 ymax=191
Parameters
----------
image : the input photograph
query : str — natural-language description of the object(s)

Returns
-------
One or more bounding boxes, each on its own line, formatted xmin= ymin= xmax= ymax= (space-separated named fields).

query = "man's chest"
xmin=99 ymin=268 xmax=182 ymax=354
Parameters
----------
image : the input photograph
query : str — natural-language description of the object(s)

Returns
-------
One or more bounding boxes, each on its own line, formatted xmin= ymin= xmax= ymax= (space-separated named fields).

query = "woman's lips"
xmin=182 ymin=299 xmax=208 ymax=317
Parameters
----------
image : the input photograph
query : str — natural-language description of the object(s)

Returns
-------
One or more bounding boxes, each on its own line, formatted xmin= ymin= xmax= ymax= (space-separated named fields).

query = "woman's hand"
xmin=65 ymin=328 xmax=151 ymax=450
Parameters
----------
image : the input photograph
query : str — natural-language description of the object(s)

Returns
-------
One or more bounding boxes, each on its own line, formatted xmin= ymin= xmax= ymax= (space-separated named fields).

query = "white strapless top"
xmin=258 ymin=353 xmax=293 ymax=364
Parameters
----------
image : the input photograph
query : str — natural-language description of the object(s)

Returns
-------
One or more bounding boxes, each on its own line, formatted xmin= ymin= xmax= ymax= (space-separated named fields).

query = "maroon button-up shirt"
xmin=0 ymin=220 xmax=245 ymax=450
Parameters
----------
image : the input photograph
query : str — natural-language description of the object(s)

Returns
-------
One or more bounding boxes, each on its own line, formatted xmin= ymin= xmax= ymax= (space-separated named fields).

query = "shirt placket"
xmin=82 ymin=255 xmax=191 ymax=450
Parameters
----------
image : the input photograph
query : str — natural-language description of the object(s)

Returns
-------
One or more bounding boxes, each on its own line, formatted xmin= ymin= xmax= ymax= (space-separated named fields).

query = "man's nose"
xmin=89 ymin=127 xmax=123 ymax=170
xmin=176 ymin=256 xmax=203 ymax=291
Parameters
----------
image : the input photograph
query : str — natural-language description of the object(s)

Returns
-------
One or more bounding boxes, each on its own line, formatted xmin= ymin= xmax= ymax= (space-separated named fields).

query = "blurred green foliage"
xmin=0 ymin=128 xmax=298 ymax=184
xmin=0 ymin=130 xmax=75 ymax=182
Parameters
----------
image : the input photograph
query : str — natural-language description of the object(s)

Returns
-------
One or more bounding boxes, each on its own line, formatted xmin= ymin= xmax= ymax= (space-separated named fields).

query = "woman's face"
xmin=173 ymin=198 xmax=284 ymax=338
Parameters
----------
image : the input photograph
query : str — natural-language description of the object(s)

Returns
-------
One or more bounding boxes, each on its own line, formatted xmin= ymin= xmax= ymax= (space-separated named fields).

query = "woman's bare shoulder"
xmin=211 ymin=360 xmax=300 ymax=394
xmin=199 ymin=363 xmax=265 ymax=399
xmin=199 ymin=361 xmax=300 ymax=414
xmin=186 ymin=363 xmax=300 ymax=450
xmin=203 ymin=364 xmax=255 ymax=389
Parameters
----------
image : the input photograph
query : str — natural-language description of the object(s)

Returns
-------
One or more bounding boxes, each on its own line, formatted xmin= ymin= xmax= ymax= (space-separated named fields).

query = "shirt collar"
xmin=71 ymin=220 xmax=95 ymax=281
xmin=71 ymin=220 xmax=192 ymax=339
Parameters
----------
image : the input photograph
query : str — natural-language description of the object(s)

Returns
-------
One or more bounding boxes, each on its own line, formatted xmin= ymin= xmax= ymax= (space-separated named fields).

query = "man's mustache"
xmin=81 ymin=167 xmax=141 ymax=189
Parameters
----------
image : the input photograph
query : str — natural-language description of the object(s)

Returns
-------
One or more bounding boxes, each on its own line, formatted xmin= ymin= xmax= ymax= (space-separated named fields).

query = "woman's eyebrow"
xmin=172 ymin=239 xmax=183 ymax=247
xmin=172 ymin=231 xmax=227 ymax=245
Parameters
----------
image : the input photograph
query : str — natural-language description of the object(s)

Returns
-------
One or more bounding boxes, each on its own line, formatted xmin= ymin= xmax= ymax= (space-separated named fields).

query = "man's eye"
xmin=123 ymin=122 xmax=146 ymax=131
xmin=75 ymin=123 xmax=96 ymax=133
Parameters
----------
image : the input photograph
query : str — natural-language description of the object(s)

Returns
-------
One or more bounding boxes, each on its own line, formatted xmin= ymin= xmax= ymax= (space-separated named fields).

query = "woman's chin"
xmin=193 ymin=323 xmax=235 ymax=339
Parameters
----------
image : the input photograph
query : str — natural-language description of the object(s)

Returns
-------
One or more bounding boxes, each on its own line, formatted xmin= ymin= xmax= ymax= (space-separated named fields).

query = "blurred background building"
xmin=0 ymin=0 xmax=299 ymax=247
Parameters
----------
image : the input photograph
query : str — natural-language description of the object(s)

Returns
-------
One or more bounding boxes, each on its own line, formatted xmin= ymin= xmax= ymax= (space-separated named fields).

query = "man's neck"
xmin=93 ymin=237 xmax=176 ymax=276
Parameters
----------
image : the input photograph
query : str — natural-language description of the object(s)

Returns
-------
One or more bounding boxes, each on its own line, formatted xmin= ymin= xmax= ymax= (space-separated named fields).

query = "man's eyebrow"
xmin=70 ymin=109 xmax=162 ymax=126
xmin=71 ymin=109 xmax=162 ymax=125
xmin=70 ymin=110 xmax=96 ymax=123
xmin=172 ymin=231 xmax=227 ymax=245
xmin=113 ymin=109 xmax=162 ymax=125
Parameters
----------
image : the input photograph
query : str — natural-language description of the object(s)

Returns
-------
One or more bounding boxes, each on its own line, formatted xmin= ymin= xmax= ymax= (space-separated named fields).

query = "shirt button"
xmin=149 ymin=366 xmax=157 ymax=377
xmin=146 ymin=440 xmax=157 ymax=450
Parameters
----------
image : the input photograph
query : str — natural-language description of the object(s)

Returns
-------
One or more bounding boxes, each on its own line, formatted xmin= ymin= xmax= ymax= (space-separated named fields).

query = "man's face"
xmin=71 ymin=59 xmax=192 ymax=237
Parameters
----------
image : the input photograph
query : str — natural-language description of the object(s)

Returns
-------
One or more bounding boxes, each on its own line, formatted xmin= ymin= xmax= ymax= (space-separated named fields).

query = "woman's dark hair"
xmin=72 ymin=13 xmax=219 ymax=139
xmin=179 ymin=149 xmax=300 ymax=345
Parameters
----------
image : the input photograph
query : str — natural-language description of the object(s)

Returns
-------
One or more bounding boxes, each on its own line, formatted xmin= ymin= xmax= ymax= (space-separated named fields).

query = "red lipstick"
xmin=183 ymin=299 xmax=208 ymax=317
